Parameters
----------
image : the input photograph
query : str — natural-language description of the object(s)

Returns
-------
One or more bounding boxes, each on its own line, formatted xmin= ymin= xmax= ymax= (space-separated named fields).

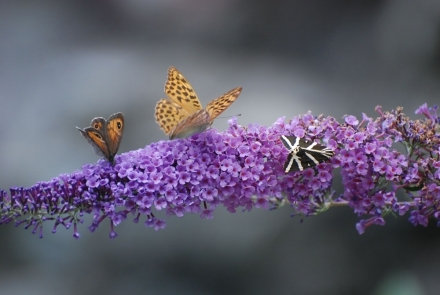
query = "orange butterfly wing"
xmin=164 ymin=66 xmax=202 ymax=114
xmin=155 ymin=98 xmax=189 ymax=135
xmin=106 ymin=112 xmax=124 ymax=158
xmin=206 ymin=87 xmax=242 ymax=121
xmin=77 ymin=125 xmax=110 ymax=160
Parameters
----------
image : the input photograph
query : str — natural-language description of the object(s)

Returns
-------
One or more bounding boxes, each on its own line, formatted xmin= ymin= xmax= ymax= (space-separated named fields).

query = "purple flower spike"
xmin=0 ymin=104 xmax=439 ymax=237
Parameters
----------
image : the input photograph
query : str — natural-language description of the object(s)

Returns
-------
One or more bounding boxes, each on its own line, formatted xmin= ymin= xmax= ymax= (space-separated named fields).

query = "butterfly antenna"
xmin=216 ymin=114 xmax=242 ymax=120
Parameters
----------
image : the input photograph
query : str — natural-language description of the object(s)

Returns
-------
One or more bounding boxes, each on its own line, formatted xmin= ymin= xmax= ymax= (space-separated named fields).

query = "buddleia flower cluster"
xmin=0 ymin=103 xmax=439 ymax=238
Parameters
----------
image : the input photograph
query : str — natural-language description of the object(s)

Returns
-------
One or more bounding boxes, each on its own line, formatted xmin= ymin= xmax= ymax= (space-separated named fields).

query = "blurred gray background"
xmin=1 ymin=1 xmax=440 ymax=294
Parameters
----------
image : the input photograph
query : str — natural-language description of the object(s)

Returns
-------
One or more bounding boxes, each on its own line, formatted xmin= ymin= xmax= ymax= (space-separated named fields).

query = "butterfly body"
xmin=155 ymin=66 xmax=242 ymax=139
xmin=76 ymin=112 xmax=124 ymax=164
xmin=280 ymin=135 xmax=334 ymax=172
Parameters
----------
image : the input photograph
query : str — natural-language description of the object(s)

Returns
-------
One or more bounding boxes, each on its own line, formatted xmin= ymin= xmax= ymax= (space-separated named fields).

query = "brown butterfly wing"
xmin=76 ymin=125 xmax=110 ymax=160
xmin=206 ymin=87 xmax=242 ymax=121
xmin=164 ymin=66 xmax=202 ymax=114
xmin=169 ymin=109 xmax=211 ymax=140
xmin=106 ymin=112 xmax=124 ymax=160
xmin=155 ymin=99 xmax=190 ymax=135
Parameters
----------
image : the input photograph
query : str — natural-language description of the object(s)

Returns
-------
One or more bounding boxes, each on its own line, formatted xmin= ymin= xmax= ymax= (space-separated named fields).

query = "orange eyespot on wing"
xmin=165 ymin=66 xmax=202 ymax=114
xmin=206 ymin=87 xmax=242 ymax=121
xmin=107 ymin=113 xmax=124 ymax=134
xmin=90 ymin=117 xmax=106 ymax=131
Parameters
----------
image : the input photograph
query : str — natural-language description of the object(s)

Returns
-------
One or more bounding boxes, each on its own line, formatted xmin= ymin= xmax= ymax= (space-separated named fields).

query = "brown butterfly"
xmin=76 ymin=112 xmax=124 ymax=164
xmin=155 ymin=66 xmax=242 ymax=139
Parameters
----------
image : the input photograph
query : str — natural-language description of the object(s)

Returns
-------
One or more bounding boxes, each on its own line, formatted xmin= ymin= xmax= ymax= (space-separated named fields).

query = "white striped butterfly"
xmin=280 ymin=135 xmax=334 ymax=172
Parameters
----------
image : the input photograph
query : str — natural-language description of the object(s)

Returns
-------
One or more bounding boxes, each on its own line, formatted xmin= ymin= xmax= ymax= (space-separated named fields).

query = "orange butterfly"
xmin=155 ymin=67 xmax=242 ymax=139
xmin=76 ymin=112 xmax=124 ymax=164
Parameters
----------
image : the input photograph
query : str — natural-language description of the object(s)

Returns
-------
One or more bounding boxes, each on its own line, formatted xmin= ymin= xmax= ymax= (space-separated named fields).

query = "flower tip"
xmin=227 ymin=116 xmax=238 ymax=125
xmin=415 ymin=103 xmax=428 ymax=115
xmin=344 ymin=115 xmax=359 ymax=126
xmin=154 ymin=219 xmax=166 ymax=231
xmin=88 ymin=225 xmax=97 ymax=232
xmin=355 ymin=221 xmax=365 ymax=235
xmin=200 ymin=209 xmax=214 ymax=219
